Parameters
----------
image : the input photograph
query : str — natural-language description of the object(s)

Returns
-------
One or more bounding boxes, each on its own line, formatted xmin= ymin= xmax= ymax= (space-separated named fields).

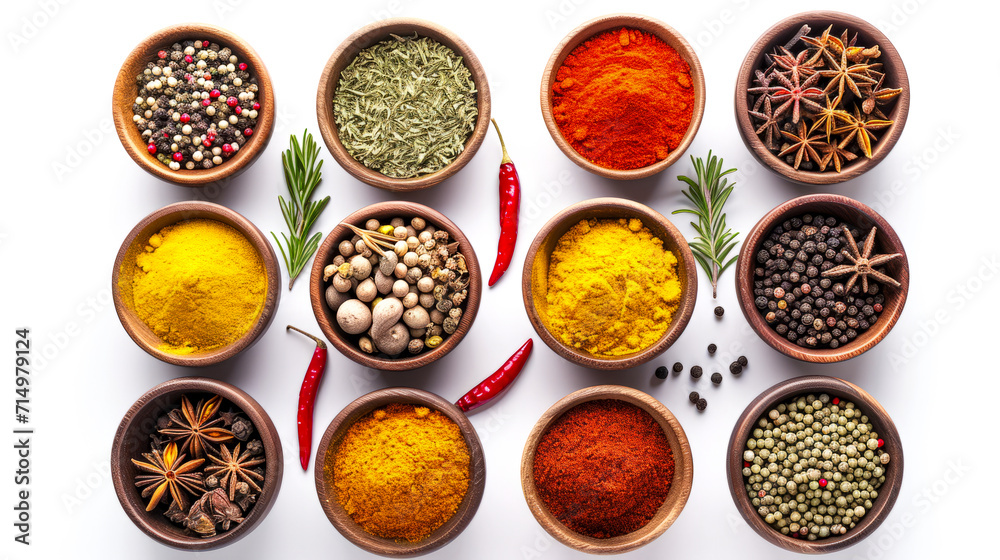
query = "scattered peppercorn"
xmin=654 ymin=365 xmax=668 ymax=379
xmin=672 ymin=362 xmax=683 ymax=374
xmin=690 ymin=365 xmax=703 ymax=379
xmin=738 ymin=355 xmax=748 ymax=367
xmin=708 ymin=343 xmax=717 ymax=354
xmin=688 ymin=391 xmax=700 ymax=403
xmin=696 ymin=398 xmax=707 ymax=411
xmin=711 ymin=372 xmax=723 ymax=384
xmin=730 ymin=362 xmax=743 ymax=375
xmin=714 ymin=306 xmax=725 ymax=317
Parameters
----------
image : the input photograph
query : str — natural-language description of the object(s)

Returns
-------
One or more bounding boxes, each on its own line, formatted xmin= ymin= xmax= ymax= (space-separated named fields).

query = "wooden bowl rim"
xmin=111 ymin=201 xmax=281 ymax=366
xmin=726 ymin=375 xmax=904 ymax=553
xmin=520 ymin=197 xmax=697 ymax=370
xmin=733 ymin=10 xmax=911 ymax=185
xmin=111 ymin=23 xmax=276 ymax=187
xmin=315 ymin=17 xmax=492 ymax=191
xmin=313 ymin=387 xmax=486 ymax=557
xmin=110 ymin=376 xmax=283 ymax=550
xmin=520 ymin=385 xmax=693 ymax=554
xmin=539 ymin=13 xmax=706 ymax=180
xmin=735 ymin=193 xmax=909 ymax=363
xmin=309 ymin=201 xmax=482 ymax=371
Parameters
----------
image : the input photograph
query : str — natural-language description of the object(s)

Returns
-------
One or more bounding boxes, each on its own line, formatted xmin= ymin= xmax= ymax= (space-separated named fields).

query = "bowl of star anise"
xmin=735 ymin=11 xmax=910 ymax=185
xmin=111 ymin=377 xmax=283 ymax=550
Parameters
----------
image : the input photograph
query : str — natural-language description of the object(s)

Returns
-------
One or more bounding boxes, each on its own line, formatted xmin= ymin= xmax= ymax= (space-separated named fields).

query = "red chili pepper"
xmin=456 ymin=339 xmax=532 ymax=413
xmin=287 ymin=325 xmax=327 ymax=471
xmin=487 ymin=118 xmax=520 ymax=287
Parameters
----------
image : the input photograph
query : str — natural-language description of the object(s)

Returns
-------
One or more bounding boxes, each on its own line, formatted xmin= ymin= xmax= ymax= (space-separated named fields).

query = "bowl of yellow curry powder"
xmin=315 ymin=387 xmax=486 ymax=556
xmin=522 ymin=198 xmax=698 ymax=370
xmin=112 ymin=201 xmax=281 ymax=366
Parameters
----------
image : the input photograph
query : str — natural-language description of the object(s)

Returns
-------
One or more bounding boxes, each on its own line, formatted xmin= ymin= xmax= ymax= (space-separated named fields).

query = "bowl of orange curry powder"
xmin=540 ymin=14 xmax=706 ymax=180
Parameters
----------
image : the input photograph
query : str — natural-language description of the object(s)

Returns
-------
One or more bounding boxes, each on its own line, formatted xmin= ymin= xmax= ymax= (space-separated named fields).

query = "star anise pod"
xmin=204 ymin=443 xmax=265 ymax=501
xmin=771 ymin=72 xmax=824 ymax=124
xmin=801 ymin=24 xmax=842 ymax=66
xmin=132 ymin=442 xmax=206 ymax=512
xmin=159 ymin=395 xmax=234 ymax=459
xmin=832 ymin=106 xmax=892 ymax=159
xmin=819 ymin=46 xmax=877 ymax=99
xmin=778 ymin=121 xmax=825 ymax=170
xmin=808 ymin=94 xmax=853 ymax=141
xmin=749 ymin=96 xmax=782 ymax=150
xmin=860 ymin=74 xmax=903 ymax=115
xmin=772 ymin=47 xmax=822 ymax=84
xmin=821 ymin=227 xmax=902 ymax=293
xmin=817 ymin=138 xmax=858 ymax=173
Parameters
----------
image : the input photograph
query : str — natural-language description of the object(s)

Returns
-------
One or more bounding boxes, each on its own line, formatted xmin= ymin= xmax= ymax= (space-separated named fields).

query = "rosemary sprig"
xmin=271 ymin=130 xmax=330 ymax=290
xmin=673 ymin=151 xmax=740 ymax=298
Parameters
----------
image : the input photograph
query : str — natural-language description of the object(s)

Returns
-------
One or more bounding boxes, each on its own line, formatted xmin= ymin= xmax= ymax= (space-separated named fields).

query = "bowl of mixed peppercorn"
xmin=736 ymin=194 xmax=908 ymax=363
xmin=726 ymin=376 xmax=903 ymax=553
xmin=734 ymin=11 xmax=910 ymax=185
xmin=112 ymin=23 xmax=275 ymax=186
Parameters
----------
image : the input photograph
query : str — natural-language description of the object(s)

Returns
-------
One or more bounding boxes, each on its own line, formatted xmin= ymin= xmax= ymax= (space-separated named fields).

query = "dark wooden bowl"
xmin=110 ymin=377 xmax=283 ymax=550
xmin=316 ymin=18 xmax=491 ymax=191
xmin=734 ymin=11 xmax=910 ymax=185
xmin=112 ymin=23 xmax=275 ymax=186
xmin=735 ymin=194 xmax=908 ymax=363
xmin=112 ymin=201 xmax=281 ymax=366
xmin=314 ymin=387 xmax=486 ymax=557
xmin=521 ymin=198 xmax=697 ymax=370
xmin=520 ymin=385 xmax=693 ymax=554
xmin=726 ymin=376 xmax=903 ymax=553
xmin=309 ymin=201 xmax=481 ymax=371
xmin=540 ymin=13 xmax=705 ymax=180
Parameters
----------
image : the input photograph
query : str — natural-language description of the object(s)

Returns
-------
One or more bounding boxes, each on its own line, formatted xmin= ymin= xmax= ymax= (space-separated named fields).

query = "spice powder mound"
xmin=330 ymin=404 xmax=470 ymax=542
xmin=533 ymin=399 xmax=675 ymax=538
xmin=542 ymin=218 xmax=682 ymax=357
xmin=552 ymin=27 xmax=694 ymax=170
xmin=130 ymin=219 xmax=266 ymax=354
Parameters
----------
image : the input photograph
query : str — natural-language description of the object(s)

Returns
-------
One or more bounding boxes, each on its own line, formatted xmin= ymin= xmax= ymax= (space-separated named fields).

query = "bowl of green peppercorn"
xmin=726 ymin=376 xmax=903 ymax=553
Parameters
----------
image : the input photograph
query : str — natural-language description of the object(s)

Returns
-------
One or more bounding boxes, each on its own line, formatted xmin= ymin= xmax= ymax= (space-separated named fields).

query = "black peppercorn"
xmin=714 ymin=306 xmax=725 ymax=317
xmin=711 ymin=372 xmax=723 ymax=384
xmin=730 ymin=362 xmax=743 ymax=375
xmin=737 ymin=355 xmax=748 ymax=367
xmin=691 ymin=366 xmax=703 ymax=379
xmin=672 ymin=362 xmax=683 ymax=373
xmin=654 ymin=366 xmax=668 ymax=379
xmin=689 ymin=391 xmax=700 ymax=403
xmin=708 ymin=343 xmax=717 ymax=354
xmin=696 ymin=398 xmax=708 ymax=411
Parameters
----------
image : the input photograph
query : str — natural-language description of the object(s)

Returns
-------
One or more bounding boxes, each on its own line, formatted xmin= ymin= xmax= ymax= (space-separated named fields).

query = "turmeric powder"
xmin=542 ymin=218 xmax=682 ymax=357
xmin=330 ymin=404 xmax=470 ymax=542
xmin=131 ymin=219 xmax=266 ymax=354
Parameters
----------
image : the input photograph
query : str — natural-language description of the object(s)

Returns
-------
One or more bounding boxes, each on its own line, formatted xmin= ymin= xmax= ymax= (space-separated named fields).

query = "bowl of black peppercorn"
xmin=735 ymin=194 xmax=908 ymax=363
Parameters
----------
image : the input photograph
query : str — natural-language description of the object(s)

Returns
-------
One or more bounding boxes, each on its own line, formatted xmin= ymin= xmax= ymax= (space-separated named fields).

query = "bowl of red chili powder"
xmin=521 ymin=385 xmax=693 ymax=554
xmin=541 ymin=14 xmax=705 ymax=179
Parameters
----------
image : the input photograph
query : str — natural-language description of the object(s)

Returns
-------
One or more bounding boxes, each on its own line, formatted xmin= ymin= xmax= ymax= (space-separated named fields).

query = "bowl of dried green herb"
xmin=110 ymin=377 xmax=283 ymax=550
xmin=316 ymin=18 xmax=491 ymax=191
xmin=735 ymin=11 xmax=910 ymax=185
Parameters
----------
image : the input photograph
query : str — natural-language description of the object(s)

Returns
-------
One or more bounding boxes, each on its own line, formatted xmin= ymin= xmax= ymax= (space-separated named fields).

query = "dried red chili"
xmin=532 ymin=399 xmax=674 ymax=538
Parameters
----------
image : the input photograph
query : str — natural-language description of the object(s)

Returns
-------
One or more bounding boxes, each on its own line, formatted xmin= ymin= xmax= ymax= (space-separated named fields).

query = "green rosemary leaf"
xmin=271 ymin=130 xmax=330 ymax=290
xmin=673 ymin=151 xmax=740 ymax=299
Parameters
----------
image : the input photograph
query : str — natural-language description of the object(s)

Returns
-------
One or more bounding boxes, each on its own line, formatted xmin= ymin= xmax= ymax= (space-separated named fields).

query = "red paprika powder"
xmin=551 ymin=27 xmax=694 ymax=171
xmin=532 ymin=399 xmax=675 ymax=538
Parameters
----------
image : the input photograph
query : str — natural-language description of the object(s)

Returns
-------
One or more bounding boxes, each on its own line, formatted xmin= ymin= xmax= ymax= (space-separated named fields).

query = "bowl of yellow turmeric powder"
xmin=112 ymin=201 xmax=281 ymax=366
xmin=522 ymin=198 xmax=698 ymax=370
xmin=314 ymin=387 xmax=486 ymax=556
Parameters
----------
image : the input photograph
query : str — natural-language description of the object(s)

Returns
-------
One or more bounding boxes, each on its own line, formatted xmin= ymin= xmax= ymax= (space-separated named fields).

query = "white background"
xmin=3 ymin=0 xmax=998 ymax=558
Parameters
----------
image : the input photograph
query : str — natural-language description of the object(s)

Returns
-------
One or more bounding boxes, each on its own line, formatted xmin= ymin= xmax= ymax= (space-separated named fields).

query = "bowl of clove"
xmin=309 ymin=201 xmax=482 ymax=371
xmin=734 ymin=11 xmax=910 ymax=185
xmin=110 ymin=377 xmax=283 ymax=550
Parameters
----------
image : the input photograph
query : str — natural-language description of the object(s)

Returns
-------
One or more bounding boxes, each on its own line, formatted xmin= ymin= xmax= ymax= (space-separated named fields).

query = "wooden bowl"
xmin=734 ymin=11 xmax=910 ymax=185
xmin=521 ymin=385 xmax=693 ymax=554
xmin=112 ymin=23 xmax=275 ymax=186
xmin=521 ymin=198 xmax=697 ymax=370
xmin=309 ymin=201 xmax=481 ymax=371
xmin=112 ymin=201 xmax=281 ymax=366
xmin=726 ymin=376 xmax=903 ymax=553
xmin=316 ymin=18 xmax=491 ymax=191
xmin=735 ymin=194 xmax=908 ymax=363
xmin=539 ymin=14 xmax=705 ymax=180
xmin=111 ymin=376 xmax=283 ymax=550
xmin=314 ymin=387 xmax=486 ymax=557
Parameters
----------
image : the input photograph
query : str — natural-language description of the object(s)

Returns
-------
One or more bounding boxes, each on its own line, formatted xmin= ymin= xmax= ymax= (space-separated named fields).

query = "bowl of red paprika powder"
xmin=540 ymin=14 xmax=705 ymax=180
xmin=521 ymin=385 xmax=693 ymax=554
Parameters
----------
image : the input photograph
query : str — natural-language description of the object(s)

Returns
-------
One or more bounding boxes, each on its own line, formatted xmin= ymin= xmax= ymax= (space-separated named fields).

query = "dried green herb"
xmin=333 ymin=34 xmax=478 ymax=179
